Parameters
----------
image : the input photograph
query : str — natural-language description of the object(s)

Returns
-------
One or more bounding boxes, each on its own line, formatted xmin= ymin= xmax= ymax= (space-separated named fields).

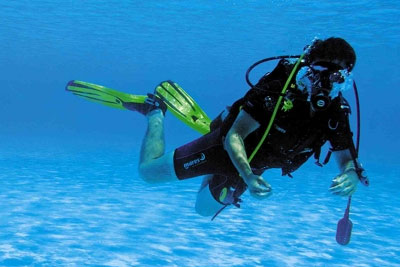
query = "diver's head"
xmin=297 ymin=37 xmax=356 ymax=111
xmin=305 ymin=37 xmax=356 ymax=71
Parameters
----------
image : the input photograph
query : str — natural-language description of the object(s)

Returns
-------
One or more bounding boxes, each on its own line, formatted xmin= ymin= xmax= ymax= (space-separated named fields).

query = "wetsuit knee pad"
xmin=195 ymin=183 xmax=225 ymax=217
xmin=195 ymin=174 xmax=248 ymax=217
xmin=208 ymin=175 xmax=247 ymax=205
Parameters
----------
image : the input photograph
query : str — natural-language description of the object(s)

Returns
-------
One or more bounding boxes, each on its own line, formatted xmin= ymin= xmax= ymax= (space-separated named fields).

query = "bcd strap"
xmin=323 ymin=149 xmax=333 ymax=165
xmin=314 ymin=146 xmax=323 ymax=167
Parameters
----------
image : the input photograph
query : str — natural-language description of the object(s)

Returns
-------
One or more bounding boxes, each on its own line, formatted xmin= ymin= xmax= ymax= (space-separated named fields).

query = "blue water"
xmin=1 ymin=1 xmax=399 ymax=266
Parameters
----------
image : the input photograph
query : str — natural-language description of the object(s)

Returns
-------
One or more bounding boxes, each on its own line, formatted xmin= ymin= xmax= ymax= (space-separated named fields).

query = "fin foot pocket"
xmin=155 ymin=80 xmax=211 ymax=134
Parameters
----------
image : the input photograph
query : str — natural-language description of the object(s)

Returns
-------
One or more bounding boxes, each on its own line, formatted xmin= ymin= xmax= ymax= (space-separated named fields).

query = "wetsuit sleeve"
xmin=329 ymin=125 xmax=354 ymax=151
xmin=328 ymin=98 xmax=354 ymax=151
xmin=328 ymin=101 xmax=369 ymax=186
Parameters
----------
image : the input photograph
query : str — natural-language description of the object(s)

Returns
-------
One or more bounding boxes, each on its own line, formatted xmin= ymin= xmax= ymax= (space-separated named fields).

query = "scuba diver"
xmin=66 ymin=37 xmax=369 ymax=218
xmin=137 ymin=37 xmax=368 ymax=217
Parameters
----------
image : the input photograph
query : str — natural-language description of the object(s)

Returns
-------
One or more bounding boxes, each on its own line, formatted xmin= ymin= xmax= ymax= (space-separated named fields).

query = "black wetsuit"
xmin=173 ymin=59 xmax=354 ymax=203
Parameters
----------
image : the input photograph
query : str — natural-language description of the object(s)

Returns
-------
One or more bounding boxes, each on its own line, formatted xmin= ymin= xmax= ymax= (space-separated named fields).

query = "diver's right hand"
xmin=243 ymin=174 xmax=272 ymax=199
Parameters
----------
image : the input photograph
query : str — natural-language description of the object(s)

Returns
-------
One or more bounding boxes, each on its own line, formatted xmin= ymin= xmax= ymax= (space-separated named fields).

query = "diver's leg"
xmin=195 ymin=175 xmax=225 ymax=216
xmin=195 ymin=174 xmax=248 ymax=217
xmin=140 ymin=110 xmax=165 ymax=163
xmin=138 ymin=110 xmax=178 ymax=183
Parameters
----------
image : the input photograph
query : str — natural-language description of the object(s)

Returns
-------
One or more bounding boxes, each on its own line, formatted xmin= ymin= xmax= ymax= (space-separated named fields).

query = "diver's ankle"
xmin=147 ymin=108 xmax=164 ymax=118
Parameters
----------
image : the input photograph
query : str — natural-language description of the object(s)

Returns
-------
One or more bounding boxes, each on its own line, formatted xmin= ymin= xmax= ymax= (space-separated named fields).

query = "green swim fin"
xmin=66 ymin=80 xmax=211 ymax=134
xmin=66 ymin=80 xmax=148 ymax=112
xmin=155 ymin=81 xmax=211 ymax=134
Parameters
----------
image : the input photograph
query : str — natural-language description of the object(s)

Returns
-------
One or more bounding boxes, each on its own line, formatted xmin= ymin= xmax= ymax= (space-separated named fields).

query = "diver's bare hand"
xmin=329 ymin=169 xmax=359 ymax=196
xmin=244 ymin=174 xmax=272 ymax=199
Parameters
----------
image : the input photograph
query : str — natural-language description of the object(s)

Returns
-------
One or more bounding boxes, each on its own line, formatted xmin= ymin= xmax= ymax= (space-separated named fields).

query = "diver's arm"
xmin=224 ymin=109 xmax=272 ymax=199
xmin=328 ymin=100 xmax=369 ymax=196
xmin=224 ymin=110 xmax=258 ymax=178
xmin=329 ymin=149 xmax=368 ymax=196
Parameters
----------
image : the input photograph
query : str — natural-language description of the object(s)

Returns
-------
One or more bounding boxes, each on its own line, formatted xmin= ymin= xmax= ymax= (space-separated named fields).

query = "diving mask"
xmin=296 ymin=63 xmax=350 ymax=111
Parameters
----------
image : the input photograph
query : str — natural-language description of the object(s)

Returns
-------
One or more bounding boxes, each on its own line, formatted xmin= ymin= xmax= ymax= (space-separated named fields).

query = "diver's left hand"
xmin=329 ymin=168 xmax=359 ymax=196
